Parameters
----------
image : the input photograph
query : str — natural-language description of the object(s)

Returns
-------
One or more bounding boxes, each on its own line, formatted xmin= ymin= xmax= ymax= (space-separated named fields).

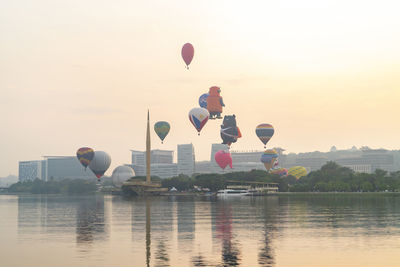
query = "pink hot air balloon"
xmin=214 ymin=150 xmax=233 ymax=170
xmin=181 ymin=43 xmax=194 ymax=69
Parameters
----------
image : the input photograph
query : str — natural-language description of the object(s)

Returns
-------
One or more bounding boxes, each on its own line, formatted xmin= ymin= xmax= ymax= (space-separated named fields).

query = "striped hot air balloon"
xmin=76 ymin=147 xmax=94 ymax=170
xmin=260 ymin=149 xmax=278 ymax=171
xmin=255 ymin=124 xmax=274 ymax=148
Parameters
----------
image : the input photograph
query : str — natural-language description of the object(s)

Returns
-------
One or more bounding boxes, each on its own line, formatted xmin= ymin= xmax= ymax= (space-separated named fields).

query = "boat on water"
xmin=217 ymin=189 xmax=249 ymax=196
xmin=217 ymin=186 xmax=279 ymax=197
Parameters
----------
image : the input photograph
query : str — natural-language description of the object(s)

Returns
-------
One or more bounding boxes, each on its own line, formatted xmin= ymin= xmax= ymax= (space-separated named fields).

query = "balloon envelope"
xmin=76 ymin=147 xmax=94 ymax=169
xmin=256 ymin=124 xmax=274 ymax=147
xmin=199 ymin=93 xmax=209 ymax=108
xmin=112 ymin=165 xmax=135 ymax=187
xmin=271 ymin=168 xmax=288 ymax=177
xmin=181 ymin=43 xmax=194 ymax=68
xmin=260 ymin=149 xmax=278 ymax=170
xmin=288 ymin=166 xmax=307 ymax=179
xmin=214 ymin=150 xmax=233 ymax=170
xmin=189 ymin=107 xmax=209 ymax=134
xmin=89 ymin=151 xmax=111 ymax=180
xmin=154 ymin=121 xmax=170 ymax=143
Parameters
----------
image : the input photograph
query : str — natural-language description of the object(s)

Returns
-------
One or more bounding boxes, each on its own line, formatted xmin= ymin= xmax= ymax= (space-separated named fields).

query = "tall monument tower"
xmin=146 ymin=110 xmax=151 ymax=184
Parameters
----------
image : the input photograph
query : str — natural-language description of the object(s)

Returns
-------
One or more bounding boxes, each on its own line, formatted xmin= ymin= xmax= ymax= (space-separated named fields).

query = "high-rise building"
xmin=178 ymin=144 xmax=195 ymax=176
xmin=131 ymin=149 xmax=173 ymax=165
xmin=45 ymin=156 xmax=95 ymax=181
xmin=209 ymin=143 xmax=229 ymax=173
xmin=151 ymin=163 xmax=178 ymax=178
xmin=131 ymin=150 xmax=146 ymax=166
xmin=210 ymin=143 xmax=229 ymax=162
xmin=19 ymin=157 xmax=95 ymax=182
xmin=19 ymin=160 xmax=43 ymax=182
xmin=130 ymin=149 xmax=175 ymax=178
xmin=151 ymin=149 xmax=174 ymax=164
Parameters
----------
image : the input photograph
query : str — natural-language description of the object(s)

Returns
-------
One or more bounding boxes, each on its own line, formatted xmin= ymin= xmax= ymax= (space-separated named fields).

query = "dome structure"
xmin=112 ymin=165 xmax=135 ymax=187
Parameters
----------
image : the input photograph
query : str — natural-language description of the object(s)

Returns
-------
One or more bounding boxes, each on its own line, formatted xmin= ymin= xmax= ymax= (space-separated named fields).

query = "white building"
xmin=131 ymin=150 xmax=146 ymax=166
xmin=231 ymin=162 xmax=264 ymax=172
xmin=151 ymin=163 xmax=178 ymax=178
xmin=19 ymin=157 xmax=95 ymax=182
xmin=230 ymin=150 xmax=263 ymax=163
xmin=177 ymin=144 xmax=195 ymax=176
xmin=343 ymin=164 xmax=372 ymax=173
xmin=18 ymin=160 xmax=44 ymax=182
xmin=131 ymin=149 xmax=174 ymax=165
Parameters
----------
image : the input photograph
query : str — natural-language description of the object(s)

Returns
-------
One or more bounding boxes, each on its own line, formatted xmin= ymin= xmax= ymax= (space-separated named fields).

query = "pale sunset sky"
xmin=1 ymin=0 xmax=399 ymax=176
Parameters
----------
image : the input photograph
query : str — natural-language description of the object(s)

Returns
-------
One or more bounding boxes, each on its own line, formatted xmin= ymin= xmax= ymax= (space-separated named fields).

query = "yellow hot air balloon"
xmin=288 ymin=166 xmax=307 ymax=179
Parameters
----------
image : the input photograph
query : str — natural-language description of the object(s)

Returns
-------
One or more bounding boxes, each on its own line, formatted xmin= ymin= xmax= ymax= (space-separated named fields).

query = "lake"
xmin=1 ymin=193 xmax=400 ymax=267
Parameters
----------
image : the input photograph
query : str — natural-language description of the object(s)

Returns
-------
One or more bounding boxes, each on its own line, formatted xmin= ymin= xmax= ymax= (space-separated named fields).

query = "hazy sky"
xmin=1 ymin=0 xmax=399 ymax=176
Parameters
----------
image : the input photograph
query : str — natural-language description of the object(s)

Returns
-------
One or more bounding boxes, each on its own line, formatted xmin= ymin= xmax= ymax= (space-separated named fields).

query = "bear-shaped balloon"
xmin=220 ymin=115 xmax=242 ymax=147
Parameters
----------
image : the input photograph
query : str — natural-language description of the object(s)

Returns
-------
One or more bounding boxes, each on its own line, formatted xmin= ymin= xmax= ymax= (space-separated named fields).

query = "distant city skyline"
xmin=16 ymin=144 xmax=400 ymax=181
xmin=1 ymin=0 xmax=399 ymax=176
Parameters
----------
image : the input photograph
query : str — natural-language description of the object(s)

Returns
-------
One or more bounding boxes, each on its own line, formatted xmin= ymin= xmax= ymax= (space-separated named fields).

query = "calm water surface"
xmin=1 ymin=194 xmax=400 ymax=267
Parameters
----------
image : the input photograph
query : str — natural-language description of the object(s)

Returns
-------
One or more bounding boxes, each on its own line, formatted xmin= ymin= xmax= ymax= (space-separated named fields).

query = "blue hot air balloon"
xmin=199 ymin=93 xmax=209 ymax=108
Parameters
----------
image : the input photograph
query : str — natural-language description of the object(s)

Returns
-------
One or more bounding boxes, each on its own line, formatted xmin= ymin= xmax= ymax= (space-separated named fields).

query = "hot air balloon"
xmin=189 ymin=107 xmax=209 ymax=135
xmin=271 ymin=168 xmax=288 ymax=177
xmin=112 ymin=165 xmax=135 ymax=188
xmin=206 ymin=86 xmax=225 ymax=119
xmin=76 ymin=147 xmax=94 ymax=170
xmin=220 ymin=115 xmax=242 ymax=147
xmin=288 ymin=166 xmax=307 ymax=179
xmin=260 ymin=149 xmax=278 ymax=171
xmin=89 ymin=151 xmax=111 ymax=181
xmin=199 ymin=93 xmax=209 ymax=108
xmin=255 ymin=124 xmax=274 ymax=148
xmin=154 ymin=121 xmax=170 ymax=144
xmin=181 ymin=43 xmax=194 ymax=69
xmin=273 ymin=158 xmax=279 ymax=168
xmin=214 ymin=150 xmax=233 ymax=170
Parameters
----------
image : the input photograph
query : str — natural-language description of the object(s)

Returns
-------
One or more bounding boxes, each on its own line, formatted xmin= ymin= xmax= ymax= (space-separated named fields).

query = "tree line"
xmin=160 ymin=162 xmax=400 ymax=192
xmin=8 ymin=178 xmax=97 ymax=194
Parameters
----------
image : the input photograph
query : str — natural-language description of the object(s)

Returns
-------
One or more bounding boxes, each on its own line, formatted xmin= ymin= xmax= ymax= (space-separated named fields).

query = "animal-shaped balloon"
xmin=154 ymin=121 xmax=170 ymax=144
xmin=206 ymin=86 xmax=225 ymax=119
xmin=273 ymin=158 xmax=279 ymax=168
xmin=76 ymin=147 xmax=94 ymax=170
xmin=89 ymin=151 xmax=111 ymax=181
xmin=188 ymin=107 xmax=209 ymax=135
xmin=288 ymin=166 xmax=307 ymax=179
xmin=255 ymin=124 xmax=274 ymax=148
xmin=260 ymin=149 xmax=278 ymax=171
xmin=220 ymin=115 xmax=242 ymax=147
xmin=214 ymin=150 xmax=233 ymax=170
xmin=199 ymin=93 xmax=209 ymax=108
xmin=181 ymin=43 xmax=194 ymax=69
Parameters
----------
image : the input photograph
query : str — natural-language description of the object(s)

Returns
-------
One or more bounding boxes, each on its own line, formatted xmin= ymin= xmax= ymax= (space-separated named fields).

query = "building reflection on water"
xmin=215 ymin=202 xmax=241 ymax=266
xmin=17 ymin=195 xmax=108 ymax=244
xmin=16 ymin=194 xmax=400 ymax=266
xmin=76 ymin=195 xmax=107 ymax=244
